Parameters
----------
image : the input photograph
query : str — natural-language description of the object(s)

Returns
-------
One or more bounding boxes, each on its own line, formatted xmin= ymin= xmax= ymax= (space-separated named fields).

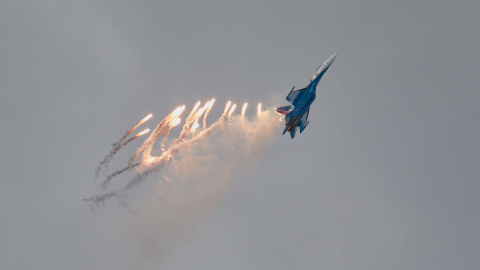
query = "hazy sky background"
xmin=1 ymin=0 xmax=479 ymax=269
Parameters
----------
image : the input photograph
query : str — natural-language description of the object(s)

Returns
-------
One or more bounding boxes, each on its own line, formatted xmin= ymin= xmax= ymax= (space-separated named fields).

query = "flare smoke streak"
xmin=94 ymin=114 xmax=152 ymax=178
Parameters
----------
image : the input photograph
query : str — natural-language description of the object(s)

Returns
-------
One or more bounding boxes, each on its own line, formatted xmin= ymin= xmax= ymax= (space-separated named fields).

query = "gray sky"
xmin=1 ymin=0 xmax=479 ymax=269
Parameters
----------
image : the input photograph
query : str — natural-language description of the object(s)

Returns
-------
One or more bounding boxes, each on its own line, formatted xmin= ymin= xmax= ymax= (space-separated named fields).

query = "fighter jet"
xmin=276 ymin=53 xmax=337 ymax=139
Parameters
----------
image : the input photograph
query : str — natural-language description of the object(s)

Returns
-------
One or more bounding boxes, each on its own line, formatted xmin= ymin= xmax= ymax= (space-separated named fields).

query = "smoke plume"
xmin=86 ymin=100 xmax=281 ymax=257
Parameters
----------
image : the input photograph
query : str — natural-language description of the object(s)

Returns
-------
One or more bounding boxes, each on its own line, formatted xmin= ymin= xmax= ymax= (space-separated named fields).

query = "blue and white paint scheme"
xmin=276 ymin=53 xmax=337 ymax=139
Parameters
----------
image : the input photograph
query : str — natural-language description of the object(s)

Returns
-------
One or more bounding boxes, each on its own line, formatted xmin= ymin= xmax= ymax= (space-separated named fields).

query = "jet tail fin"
xmin=299 ymin=107 xmax=310 ymax=133
xmin=300 ymin=121 xmax=309 ymax=133
xmin=286 ymin=86 xmax=307 ymax=104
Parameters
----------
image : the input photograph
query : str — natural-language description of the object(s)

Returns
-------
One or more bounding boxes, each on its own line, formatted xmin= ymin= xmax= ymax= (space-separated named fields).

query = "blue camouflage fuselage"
xmin=277 ymin=53 xmax=336 ymax=139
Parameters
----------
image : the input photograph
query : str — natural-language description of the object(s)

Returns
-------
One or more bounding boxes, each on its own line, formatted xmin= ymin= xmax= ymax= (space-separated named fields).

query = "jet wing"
xmin=286 ymin=87 xmax=307 ymax=103
xmin=299 ymin=107 xmax=310 ymax=133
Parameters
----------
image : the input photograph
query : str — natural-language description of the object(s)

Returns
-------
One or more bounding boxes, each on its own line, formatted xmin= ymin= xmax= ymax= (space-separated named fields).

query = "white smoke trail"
xmin=86 ymin=101 xmax=281 ymax=259
xmin=227 ymin=103 xmax=237 ymax=120
xmin=203 ymin=99 xmax=215 ymax=129
xmin=223 ymin=100 xmax=231 ymax=116
xmin=99 ymin=162 xmax=141 ymax=190
xmin=170 ymin=101 xmax=206 ymax=147
xmin=135 ymin=106 xmax=185 ymax=163
xmin=94 ymin=114 xmax=152 ymax=178
xmin=87 ymin=102 xmax=279 ymax=206
xmin=95 ymin=111 xmax=229 ymax=196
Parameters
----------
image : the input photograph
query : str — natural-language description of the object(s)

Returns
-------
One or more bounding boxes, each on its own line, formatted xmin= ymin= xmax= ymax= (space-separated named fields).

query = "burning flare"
xmin=188 ymin=101 xmax=201 ymax=119
xmin=171 ymin=106 xmax=186 ymax=118
xmin=134 ymin=128 xmax=150 ymax=138
xmin=241 ymin=103 xmax=248 ymax=117
xmin=223 ymin=101 xmax=232 ymax=115
xmin=170 ymin=118 xmax=181 ymax=127
xmin=140 ymin=113 xmax=153 ymax=125
xmin=227 ymin=104 xmax=237 ymax=119
xmin=203 ymin=99 xmax=215 ymax=129
xmin=191 ymin=122 xmax=200 ymax=131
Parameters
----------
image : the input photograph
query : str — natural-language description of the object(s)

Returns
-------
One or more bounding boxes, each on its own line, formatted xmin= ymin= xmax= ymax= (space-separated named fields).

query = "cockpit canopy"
xmin=312 ymin=65 xmax=324 ymax=81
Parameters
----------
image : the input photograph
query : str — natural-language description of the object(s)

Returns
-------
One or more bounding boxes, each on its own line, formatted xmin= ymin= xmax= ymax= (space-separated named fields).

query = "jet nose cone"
xmin=330 ymin=52 xmax=337 ymax=62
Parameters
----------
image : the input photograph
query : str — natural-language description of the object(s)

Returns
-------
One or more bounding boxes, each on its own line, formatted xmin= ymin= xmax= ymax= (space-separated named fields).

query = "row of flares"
xmin=94 ymin=99 xmax=264 ymax=190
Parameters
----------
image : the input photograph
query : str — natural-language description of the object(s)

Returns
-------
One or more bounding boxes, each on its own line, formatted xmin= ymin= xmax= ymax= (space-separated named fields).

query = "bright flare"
xmin=227 ymin=104 xmax=237 ymax=119
xmin=172 ymin=106 xmax=186 ymax=118
xmin=241 ymin=103 xmax=248 ymax=117
xmin=170 ymin=118 xmax=181 ymax=127
xmin=191 ymin=101 xmax=201 ymax=116
xmin=257 ymin=103 xmax=262 ymax=117
xmin=195 ymin=106 xmax=206 ymax=117
xmin=134 ymin=128 xmax=150 ymax=138
xmin=223 ymin=101 xmax=232 ymax=115
xmin=144 ymin=156 xmax=157 ymax=165
xmin=191 ymin=122 xmax=200 ymax=131
xmin=203 ymin=99 xmax=215 ymax=129
xmin=140 ymin=113 xmax=153 ymax=124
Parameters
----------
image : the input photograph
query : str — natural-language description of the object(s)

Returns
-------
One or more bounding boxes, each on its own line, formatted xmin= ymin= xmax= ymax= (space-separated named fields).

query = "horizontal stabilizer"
xmin=275 ymin=105 xmax=294 ymax=115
